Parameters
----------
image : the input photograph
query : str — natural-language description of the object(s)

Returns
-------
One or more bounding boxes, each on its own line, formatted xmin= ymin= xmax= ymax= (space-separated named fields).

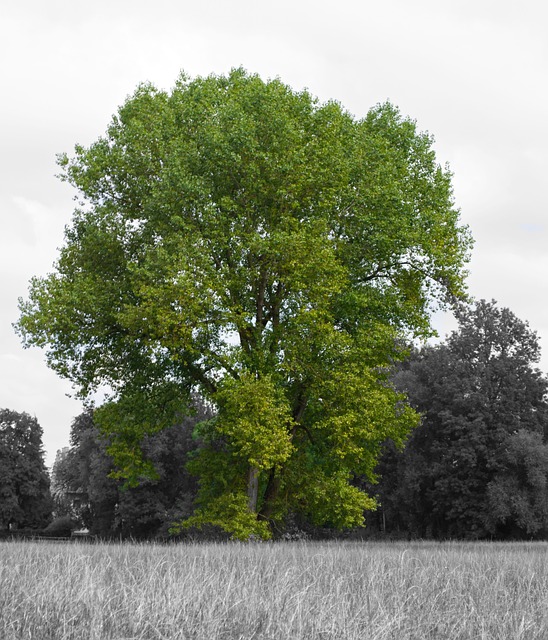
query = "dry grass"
xmin=1 ymin=539 xmax=547 ymax=639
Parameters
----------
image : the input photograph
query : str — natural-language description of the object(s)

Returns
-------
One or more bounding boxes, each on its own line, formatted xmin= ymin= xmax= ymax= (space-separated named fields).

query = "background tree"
xmin=50 ymin=447 xmax=75 ymax=518
xmin=113 ymin=396 xmax=211 ymax=538
xmin=376 ymin=300 xmax=548 ymax=539
xmin=17 ymin=69 xmax=472 ymax=539
xmin=54 ymin=399 xmax=208 ymax=537
xmin=0 ymin=409 xmax=52 ymax=530
xmin=52 ymin=409 xmax=118 ymax=534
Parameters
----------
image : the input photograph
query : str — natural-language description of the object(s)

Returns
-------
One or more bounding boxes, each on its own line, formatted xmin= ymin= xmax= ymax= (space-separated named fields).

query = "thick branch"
xmin=292 ymin=388 xmax=308 ymax=423
xmin=258 ymin=466 xmax=280 ymax=521
xmin=247 ymin=466 xmax=259 ymax=512
xmin=187 ymin=361 xmax=218 ymax=395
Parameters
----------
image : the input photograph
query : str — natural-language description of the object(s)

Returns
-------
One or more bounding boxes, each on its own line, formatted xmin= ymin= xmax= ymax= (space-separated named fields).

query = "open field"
xmin=1 ymin=540 xmax=548 ymax=639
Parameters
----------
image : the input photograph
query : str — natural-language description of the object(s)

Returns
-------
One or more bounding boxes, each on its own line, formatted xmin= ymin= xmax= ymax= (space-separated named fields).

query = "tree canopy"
xmin=0 ymin=409 xmax=52 ymax=530
xmin=51 ymin=402 xmax=209 ymax=538
xmin=377 ymin=300 xmax=548 ymax=539
xmin=17 ymin=69 xmax=472 ymax=538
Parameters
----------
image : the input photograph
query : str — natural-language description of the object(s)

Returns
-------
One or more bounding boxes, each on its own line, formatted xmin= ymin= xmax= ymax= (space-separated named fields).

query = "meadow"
xmin=1 ymin=539 xmax=547 ymax=639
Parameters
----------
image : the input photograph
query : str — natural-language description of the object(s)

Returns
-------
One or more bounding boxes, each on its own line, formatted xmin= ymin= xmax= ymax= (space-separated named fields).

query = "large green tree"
xmin=17 ymin=69 xmax=471 ymax=538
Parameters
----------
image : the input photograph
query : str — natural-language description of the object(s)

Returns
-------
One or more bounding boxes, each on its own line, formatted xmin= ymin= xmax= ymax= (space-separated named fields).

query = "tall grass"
xmin=1 ymin=539 xmax=547 ymax=639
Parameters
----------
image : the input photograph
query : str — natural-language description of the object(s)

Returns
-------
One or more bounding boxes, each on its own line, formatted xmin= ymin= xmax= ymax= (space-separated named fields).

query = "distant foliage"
xmin=51 ymin=410 xmax=117 ymax=533
xmin=373 ymin=300 xmax=548 ymax=539
xmin=53 ymin=398 xmax=212 ymax=538
xmin=43 ymin=514 xmax=77 ymax=537
xmin=0 ymin=409 xmax=52 ymax=530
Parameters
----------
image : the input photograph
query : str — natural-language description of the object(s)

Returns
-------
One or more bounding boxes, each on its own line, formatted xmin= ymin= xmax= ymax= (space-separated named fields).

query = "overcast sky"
xmin=1 ymin=0 xmax=547 ymax=465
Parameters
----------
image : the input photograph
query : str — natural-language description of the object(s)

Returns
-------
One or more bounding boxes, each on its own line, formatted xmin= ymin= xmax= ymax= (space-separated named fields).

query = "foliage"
xmin=0 ymin=409 xmax=52 ymax=529
xmin=50 ymin=448 xmax=74 ymax=517
xmin=54 ymin=400 xmax=209 ymax=537
xmin=171 ymin=492 xmax=272 ymax=541
xmin=43 ymin=514 xmax=78 ymax=537
xmin=50 ymin=409 xmax=118 ymax=533
xmin=484 ymin=430 xmax=548 ymax=536
xmin=16 ymin=69 xmax=472 ymax=538
xmin=376 ymin=300 xmax=548 ymax=539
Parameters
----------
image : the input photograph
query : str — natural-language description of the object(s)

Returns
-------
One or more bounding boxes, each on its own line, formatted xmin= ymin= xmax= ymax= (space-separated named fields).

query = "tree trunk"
xmin=258 ymin=467 xmax=280 ymax=520
xmin=247 ymin=466 xmax=259 ymax=512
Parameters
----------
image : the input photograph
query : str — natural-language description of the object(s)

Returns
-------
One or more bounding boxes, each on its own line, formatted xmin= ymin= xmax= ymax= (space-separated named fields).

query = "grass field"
xmin=1 ymin=539 xmax=547 ymax=639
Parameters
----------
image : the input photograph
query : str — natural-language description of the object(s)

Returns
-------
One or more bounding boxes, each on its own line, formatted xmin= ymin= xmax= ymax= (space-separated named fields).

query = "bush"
xmin=43 ymin=515 xmax=77 ymax=537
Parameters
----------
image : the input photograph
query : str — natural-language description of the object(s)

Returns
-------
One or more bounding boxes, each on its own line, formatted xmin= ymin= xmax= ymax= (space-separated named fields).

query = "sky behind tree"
xmin=1 ymin=0 xmax=547 ymax=464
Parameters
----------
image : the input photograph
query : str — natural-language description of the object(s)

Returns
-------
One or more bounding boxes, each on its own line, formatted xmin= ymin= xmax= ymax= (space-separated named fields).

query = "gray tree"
xmin=0 ymin=409 xmax=52 ymax=530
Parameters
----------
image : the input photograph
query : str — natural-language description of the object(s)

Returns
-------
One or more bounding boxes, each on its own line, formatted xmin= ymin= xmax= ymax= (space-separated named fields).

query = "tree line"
xmin=369 ymin=300 xmax=548 ymax=539
xmin=4 ymin=300 xmax=548 ymax=540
